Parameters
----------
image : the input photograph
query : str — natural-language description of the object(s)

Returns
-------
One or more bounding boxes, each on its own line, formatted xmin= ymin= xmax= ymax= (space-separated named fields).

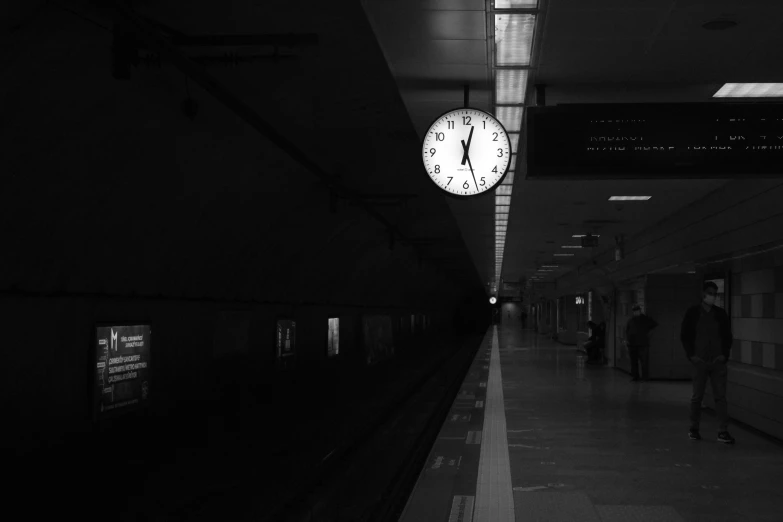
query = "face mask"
xmin=704 ymin=295 xmax=716 ymax=305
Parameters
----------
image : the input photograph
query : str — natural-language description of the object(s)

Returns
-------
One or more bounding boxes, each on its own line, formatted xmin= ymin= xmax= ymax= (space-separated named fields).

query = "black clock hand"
xmin=461 ymin=139 xmax=468 ymax=165
xmin=461 ymin=126 xmax=474 ymax=165
xmin=466 ymin=153 xmax=478 ymax=191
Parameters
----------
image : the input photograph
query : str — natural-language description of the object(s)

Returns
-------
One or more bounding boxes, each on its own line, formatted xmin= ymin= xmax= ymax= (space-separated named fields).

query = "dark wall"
xmin=0 ymin=5 xmax=485 ymax=451
xmin=0 ymin=294 xmax=452 ymax=450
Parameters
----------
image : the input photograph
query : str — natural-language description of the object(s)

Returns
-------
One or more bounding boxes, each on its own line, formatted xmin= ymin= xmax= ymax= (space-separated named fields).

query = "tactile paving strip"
xmin=474 ymin=327 xmax=515 ymax=522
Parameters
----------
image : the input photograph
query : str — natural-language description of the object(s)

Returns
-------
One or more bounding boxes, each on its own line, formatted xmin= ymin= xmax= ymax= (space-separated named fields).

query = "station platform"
xmin=399 ymin=324 xmax=783 ymax=522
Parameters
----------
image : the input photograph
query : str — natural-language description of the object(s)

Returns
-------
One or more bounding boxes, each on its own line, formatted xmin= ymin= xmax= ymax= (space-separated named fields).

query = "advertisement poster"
xmin=277 ymin=320 xmax=296 ymax=359
xmin=94 ymin=324 xmax=151 ymax=419
xmin=363 ymin=315 xmax=394 ymax=365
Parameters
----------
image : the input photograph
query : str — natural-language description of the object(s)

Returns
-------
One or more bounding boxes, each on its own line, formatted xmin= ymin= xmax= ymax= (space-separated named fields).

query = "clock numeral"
xmin=463 ymin=181 xmax=470 ymax=189
xmin=435 ymin=132 xmax=445 ymax=141
xmin=448 ymin=121 xmax=455 ymax=129
xmin=462 ymin=116 xmax=471 ymax=126
xmin=447 ymin=176 xmax=453 ymax=185
xmin=480 ymin=177 xmax=486 ymax=186
xmin=492 ymin=166 xmax=498 ymax=173
xmin=435 ymin=165 xmax=440 ymax=174
xmin=497 ymin=148 xmax=504 ymax=157
xmin=430 ymin=148 xmax=436 ymax=156
xmin=493 ymin=132 xmax=498 ymax=141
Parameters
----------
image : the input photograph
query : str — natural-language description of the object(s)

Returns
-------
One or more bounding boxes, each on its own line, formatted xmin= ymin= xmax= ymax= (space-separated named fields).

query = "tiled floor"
xmin=401 ymin=323 xmax=783 ymax=522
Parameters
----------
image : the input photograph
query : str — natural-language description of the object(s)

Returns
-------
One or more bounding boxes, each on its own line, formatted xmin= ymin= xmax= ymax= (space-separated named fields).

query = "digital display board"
xmin=526 ymin=103 xmax=783 ymax=179
xmin=94 ymin=324 xmax=151 ymax=419
xmin=276 ymin=320 xmax=296 ymax=359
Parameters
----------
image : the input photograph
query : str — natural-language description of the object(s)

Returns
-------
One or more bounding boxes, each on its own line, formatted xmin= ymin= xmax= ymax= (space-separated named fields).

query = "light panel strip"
xmin=496 ymin=106 xmax=524 ymax=132
xmin=495 ymin=69 xmax=529 ymax=105
xmin=713 ymin=83 xmax=783 ymax=98
xmin=508 ymin=132 xmax=520 ymax=154
xmin=495 ymin=14 xmax=536 ymax=67
xmin=608 ymin=196 xmax=651 ymax=201
xmin=495 ymin=0 xmax=539 ymax=7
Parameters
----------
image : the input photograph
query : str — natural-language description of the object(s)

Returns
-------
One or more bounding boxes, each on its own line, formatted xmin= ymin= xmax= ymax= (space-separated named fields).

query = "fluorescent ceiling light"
xmin=501 ymin=171 xmax=515 ymax=185
xmin=713 ymin=83 xmax=783 ymax=98
xmin=508 ymin=132 xmax=520 ymax=154
xmin=495 ymin=70 xmax=529 ymax=105
xmin=572 ymin=234 xmax=600 ymax=238
xmin=554 ymin=253 xmax=574 ymax=257
xmin=541 ymin=265 xmax=558 ymax=268
xmin=495 ymin=14 xmax=536 ymax=66
xmin=608 ymin=196 xmax=651 ymax=201
xmin=496 ymin=0 xmax=538 ymax=8
xmin=497 ymin=205 xmax=510 ymax=213
xmin=495 ymin=106 xmax=524 ymax=132
xmin=561 ymin=245 xmax=582 ymax=249
xmin=496 ymin=195 xmax=512 ymax=205
xmin=496 ymin=185 xmax=512 ymax=196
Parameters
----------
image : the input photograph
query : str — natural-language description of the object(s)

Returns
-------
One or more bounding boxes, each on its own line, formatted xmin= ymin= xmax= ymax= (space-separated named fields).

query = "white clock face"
xmin=422 ymin=108 xmax=512 ymax=197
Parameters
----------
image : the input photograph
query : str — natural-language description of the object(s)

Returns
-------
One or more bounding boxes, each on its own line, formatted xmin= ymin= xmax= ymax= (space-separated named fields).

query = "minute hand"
xmin=466 ymin=154 xmax=478 ymax=191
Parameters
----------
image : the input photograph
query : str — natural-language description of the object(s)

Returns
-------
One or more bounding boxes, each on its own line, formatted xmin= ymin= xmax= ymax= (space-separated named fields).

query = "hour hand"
xmin=461 ymin=126 xmax=475 ymax=165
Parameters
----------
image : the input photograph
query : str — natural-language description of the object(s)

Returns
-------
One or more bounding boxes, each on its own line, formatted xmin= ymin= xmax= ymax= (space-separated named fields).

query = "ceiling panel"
xmin=365 ymin=0 xmax=776 ymax=295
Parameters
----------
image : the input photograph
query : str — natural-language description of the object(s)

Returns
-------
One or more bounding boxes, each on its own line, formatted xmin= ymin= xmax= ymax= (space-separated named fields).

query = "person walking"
xmin=680 ymin=281 xmax=735 ymax=444
xmin=625 ymin=305 xmax=658 ymax=382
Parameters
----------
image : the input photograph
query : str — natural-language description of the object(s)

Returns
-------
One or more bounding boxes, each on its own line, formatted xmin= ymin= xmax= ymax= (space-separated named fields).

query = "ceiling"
xmin=6 ymin=0 xmax=782 ymax=300
xmin=362 ymin=0 xmax=783 ymax=295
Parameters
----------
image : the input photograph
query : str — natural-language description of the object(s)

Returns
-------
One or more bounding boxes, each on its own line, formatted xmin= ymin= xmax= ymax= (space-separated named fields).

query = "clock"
xmin=422 ymin=107 xmax=512 ymax=197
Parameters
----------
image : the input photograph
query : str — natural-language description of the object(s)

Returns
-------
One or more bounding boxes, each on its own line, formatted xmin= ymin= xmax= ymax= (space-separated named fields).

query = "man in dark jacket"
xmin=680 ymin=281 xmax=735 ymax=444
xmin=625 ymin=305 xmax=658 ymax=382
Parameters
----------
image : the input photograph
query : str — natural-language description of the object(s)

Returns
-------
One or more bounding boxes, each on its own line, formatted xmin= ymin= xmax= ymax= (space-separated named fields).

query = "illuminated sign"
xmin=527 ymin=103 xmax=783 ymax=179
xmin=94 ymin=324 xmax=151 ymax=419
xmin=576 ymin=296 xmax=584 ymax=305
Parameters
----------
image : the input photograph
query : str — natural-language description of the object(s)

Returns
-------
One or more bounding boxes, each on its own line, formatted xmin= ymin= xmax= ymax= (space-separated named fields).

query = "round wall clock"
xmin=422 ymin=107 xmax=512 ymax=197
